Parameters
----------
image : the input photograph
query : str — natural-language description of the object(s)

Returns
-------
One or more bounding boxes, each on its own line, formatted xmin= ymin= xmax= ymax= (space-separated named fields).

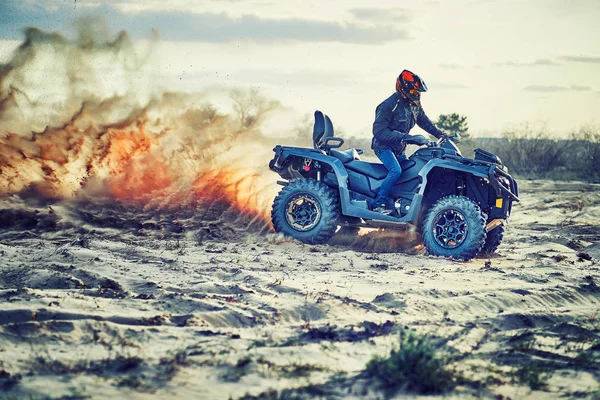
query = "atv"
xmin=268 ymin=111 xmax=519 ymax=260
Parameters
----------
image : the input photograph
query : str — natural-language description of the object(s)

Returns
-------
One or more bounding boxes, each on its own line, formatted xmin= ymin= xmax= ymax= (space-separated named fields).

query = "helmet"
xmin=396 ymin=69 xmax=428 ymax=103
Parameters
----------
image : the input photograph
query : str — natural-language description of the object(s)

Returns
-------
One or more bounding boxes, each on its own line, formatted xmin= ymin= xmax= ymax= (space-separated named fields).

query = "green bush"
xmin=365 ymin=331 xmax=454 ymax=394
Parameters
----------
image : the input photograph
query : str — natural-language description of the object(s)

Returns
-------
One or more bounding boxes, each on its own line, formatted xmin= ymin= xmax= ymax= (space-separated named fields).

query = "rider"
xmin=371 ymin=69 xmax=444 ymax=214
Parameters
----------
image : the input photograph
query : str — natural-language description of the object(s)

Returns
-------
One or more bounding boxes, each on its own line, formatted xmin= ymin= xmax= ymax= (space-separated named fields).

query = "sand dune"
xmin=0 ymin=180 xmax=599 ymax=399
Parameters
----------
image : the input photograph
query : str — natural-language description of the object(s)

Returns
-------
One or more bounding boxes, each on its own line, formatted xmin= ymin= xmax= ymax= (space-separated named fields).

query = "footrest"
xmin=350 ymin=200 xmax=368 ymax=209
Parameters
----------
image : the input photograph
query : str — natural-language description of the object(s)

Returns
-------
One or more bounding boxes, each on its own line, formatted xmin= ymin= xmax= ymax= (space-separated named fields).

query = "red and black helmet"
xmin=396 ymin=69 xmax=428 ymax=103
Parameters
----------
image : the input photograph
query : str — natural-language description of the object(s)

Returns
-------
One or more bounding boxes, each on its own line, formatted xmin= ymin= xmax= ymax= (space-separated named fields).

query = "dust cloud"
xmin=0 ymin=23 xmax=281 ymax=236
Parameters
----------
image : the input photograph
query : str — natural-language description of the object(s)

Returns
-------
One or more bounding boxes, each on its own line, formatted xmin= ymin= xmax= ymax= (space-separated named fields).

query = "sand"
xmin=0 ymin=180 xmax=599 ymax=399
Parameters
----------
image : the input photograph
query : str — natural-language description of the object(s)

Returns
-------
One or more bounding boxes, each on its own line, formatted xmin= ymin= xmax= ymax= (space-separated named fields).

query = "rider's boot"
xmin=373 ymin=203 xmax=393 ymax=215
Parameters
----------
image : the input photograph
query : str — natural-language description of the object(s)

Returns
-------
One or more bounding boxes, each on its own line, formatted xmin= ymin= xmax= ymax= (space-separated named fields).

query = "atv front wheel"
xmin=421 ymin=195 xmax=486 ymax=261
xmin=271 ymin=179 xmax=340 ymax=244
xmin=479 ymin=224 xmax=505 ymax=257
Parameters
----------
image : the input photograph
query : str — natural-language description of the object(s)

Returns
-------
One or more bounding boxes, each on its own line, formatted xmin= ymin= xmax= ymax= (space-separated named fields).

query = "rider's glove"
xmin=391 ymin=130 xmax=406 ymax=144
xmin=403 ymin=135 xmax=429 ymax=146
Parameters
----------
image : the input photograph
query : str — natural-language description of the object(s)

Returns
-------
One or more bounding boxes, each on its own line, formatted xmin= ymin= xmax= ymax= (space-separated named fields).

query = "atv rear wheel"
xmin=479 ymin=224 xmax=505 ymax=257
xmin=271 ymin=179 xmax=340 ymax=244
xmin=421 ymin=195 xmax=486 ymax=261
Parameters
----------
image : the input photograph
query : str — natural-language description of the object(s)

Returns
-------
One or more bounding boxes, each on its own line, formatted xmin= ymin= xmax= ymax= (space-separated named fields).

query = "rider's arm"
xmin=416 ymin=109 xmax=443 ymax=138
xmin=373 ymin=101 xmax=406 ymax=144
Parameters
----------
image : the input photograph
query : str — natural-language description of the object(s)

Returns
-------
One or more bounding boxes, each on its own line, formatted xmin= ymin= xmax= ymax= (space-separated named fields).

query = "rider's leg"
xmin=374 ymin=149 xmax=402 ymax=211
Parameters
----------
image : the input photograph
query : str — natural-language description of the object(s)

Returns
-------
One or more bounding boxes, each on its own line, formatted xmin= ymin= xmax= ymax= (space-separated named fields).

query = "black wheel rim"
xmin=432 ymin=208 xmax=469 ymax=249
xmin=285 ymin=194 xmax=322 ymax=232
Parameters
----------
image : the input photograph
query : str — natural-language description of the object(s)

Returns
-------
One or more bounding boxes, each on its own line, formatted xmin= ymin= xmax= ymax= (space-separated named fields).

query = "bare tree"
xmin=230 ymin=87 xmax=279 ymax=129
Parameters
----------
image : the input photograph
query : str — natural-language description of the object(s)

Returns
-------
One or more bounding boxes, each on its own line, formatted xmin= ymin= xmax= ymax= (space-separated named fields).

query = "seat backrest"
xmin=313 ymin=110 xmax=344 ymax=151
xmin=324 ymin=115 xmax=334 ymax=143
xmin=313 ymin=110 xmax=337 ymax=150
xmin=313 ymin=110 xmax=325 ymax=149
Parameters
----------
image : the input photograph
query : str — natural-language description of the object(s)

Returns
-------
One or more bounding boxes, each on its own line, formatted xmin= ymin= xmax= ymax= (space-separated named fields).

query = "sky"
xmin=1 ymin=0 xmax=599 ymax=138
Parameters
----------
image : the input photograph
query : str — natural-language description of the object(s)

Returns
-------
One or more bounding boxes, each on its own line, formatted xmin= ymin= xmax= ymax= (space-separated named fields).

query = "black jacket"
xmin=371 ymin=92 xmax=443 ymax=153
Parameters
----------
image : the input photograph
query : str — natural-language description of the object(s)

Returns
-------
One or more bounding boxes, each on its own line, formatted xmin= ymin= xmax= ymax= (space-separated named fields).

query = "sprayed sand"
xmin=0 ymin=179 xmax=599 ymax=399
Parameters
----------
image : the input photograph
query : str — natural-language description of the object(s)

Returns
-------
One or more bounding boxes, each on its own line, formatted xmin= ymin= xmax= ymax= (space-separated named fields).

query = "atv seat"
xmin=345 ymin=161 xmax=389 ymax=179
xmin=345 ymin=158 xmax=417 ymax=180
xmin=313 ymin=110 xmax=361 ymax=162
xmin=330 ymin=148 xmax=360 ymax=163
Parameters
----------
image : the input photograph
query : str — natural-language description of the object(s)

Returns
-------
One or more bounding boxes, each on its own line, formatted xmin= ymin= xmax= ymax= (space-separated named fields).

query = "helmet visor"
xmin=414 ymin=76 xmax=428 ymax=92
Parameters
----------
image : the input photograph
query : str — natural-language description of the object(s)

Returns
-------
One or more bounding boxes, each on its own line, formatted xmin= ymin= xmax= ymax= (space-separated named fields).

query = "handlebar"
xmin=431 ymin=134 xmax=460 ymax=146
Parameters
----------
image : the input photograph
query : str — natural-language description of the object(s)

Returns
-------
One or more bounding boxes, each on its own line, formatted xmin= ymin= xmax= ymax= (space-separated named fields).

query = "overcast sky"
xmin=1 ymin=0 xmax=599 ymax=138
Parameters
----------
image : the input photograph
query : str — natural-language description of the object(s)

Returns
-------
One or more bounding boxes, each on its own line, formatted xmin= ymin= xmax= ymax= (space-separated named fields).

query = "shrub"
xmin=496 ymin=125 xmax=571 ymax=176
xmin=365 ymin=331 xmax=454 ymax=394
xmin=513 ymin=364 xmax=551 ymax=390
xmin=473 ymin=124 xmax=600 ymax=182
xmin=569 ymin=125 xmax=600 ymax=182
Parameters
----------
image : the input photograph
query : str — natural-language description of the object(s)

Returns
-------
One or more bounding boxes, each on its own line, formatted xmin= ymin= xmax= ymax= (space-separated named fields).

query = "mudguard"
xmin=419 ymin=160 xmax=519 ymax=201
xmin=418 ymin=160 xmax=489 ymax=195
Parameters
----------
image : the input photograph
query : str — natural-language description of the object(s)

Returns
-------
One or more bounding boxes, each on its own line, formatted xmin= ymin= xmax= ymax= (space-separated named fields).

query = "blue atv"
xmin=269 ymin=111 xmax=519 ymax=260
